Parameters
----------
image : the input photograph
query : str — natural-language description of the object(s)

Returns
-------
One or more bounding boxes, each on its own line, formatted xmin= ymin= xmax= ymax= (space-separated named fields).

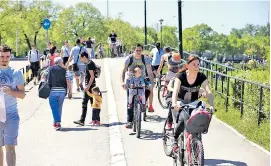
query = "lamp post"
xmin=144 ymin=0 xmax=147 ymax=45
xmin=159 ymin=19 xmax=164 ymax=47
xmin=178 ymin=0 xmax=183 ymax=59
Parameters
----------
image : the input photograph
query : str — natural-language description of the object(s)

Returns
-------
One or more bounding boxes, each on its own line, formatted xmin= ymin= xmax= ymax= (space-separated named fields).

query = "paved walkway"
xmin=3 ymin=58 xmax=269 ymax=166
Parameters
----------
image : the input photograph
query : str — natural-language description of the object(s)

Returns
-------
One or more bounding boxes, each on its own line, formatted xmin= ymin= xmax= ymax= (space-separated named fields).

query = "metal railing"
xmin=200 ymin=66 xmax=270 ymax=126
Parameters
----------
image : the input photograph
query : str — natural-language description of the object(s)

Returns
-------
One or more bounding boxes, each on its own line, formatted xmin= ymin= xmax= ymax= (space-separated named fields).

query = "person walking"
xmin=28 ymin=44 xmax=40 ymax=85
xmin=73 ymin=52 xmax=96 ymax=126
xmin=68 ymin=39 xmax=88 ymax=92
xmin=48 ymin=57 xmax=72 ymax=130
xmin=60 ymin=40 xmax=71 ymax=65
xmin=0 ymin=45 xmax=25 ymax=166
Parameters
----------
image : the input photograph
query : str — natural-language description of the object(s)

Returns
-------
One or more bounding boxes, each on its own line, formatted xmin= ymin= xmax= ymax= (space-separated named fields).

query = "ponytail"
xmin=178 ymin=64 xmax=187 ymax=73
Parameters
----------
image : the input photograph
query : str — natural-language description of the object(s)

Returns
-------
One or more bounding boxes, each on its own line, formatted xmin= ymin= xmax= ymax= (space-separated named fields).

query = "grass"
xmin=203 ymin=94 xmax=270 ymax=151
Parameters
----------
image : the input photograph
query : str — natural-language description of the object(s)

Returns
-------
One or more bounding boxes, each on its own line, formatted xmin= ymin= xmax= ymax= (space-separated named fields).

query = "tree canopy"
xmin=0 ymin=0 xmax=269 ymax=60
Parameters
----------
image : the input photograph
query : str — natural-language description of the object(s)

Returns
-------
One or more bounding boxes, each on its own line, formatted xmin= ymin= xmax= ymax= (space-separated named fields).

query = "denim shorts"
xmin=0 ymin=112 xmax=19 ymax=146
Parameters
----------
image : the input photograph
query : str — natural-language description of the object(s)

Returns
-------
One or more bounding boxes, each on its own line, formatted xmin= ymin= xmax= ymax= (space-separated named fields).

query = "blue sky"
xmin=53 ymin=0 xmax=270 ymax=35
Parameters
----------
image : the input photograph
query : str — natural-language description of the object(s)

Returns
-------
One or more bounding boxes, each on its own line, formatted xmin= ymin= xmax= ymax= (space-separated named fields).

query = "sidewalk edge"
xmin=104 ymin=58 xmax=127 ymax=166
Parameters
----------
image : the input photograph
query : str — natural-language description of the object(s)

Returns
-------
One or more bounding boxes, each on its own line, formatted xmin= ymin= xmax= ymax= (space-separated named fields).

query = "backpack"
xmin=127 ymin=54 xmax=148 ymax=77
xmin=88 ymin=60 xmax=101 ymax=78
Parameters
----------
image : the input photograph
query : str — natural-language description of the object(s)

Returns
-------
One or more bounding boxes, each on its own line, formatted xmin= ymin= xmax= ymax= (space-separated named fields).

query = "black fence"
xmin=200 ymin=66 xmax=270 ymax=126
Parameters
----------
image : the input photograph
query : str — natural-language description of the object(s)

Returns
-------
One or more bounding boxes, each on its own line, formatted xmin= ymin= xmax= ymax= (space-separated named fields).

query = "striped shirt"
xmin=49 ymin=65 xmax=69 ymax=93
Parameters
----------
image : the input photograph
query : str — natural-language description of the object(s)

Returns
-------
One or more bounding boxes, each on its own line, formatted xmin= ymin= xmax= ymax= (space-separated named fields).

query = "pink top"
xmin=49 ymin=53 xmax=57 ymax=66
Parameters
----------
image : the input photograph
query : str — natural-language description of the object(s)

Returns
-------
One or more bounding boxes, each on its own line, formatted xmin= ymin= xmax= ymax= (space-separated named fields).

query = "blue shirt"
xmin=70 ymin=45 xmax=88 ymax=65
xmin=151 ymin=48 xmax=164 ymax=66
xmin=0 ymin=67 xmax=25 ymax=113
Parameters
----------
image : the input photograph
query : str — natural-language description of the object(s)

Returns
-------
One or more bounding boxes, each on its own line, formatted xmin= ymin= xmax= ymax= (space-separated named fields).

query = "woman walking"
xmin=48 ymin=57 xmax=72 ymax=130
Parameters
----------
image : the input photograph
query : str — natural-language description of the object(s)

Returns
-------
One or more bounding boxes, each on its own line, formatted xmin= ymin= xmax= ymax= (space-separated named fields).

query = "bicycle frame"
xmin=172 ymin=102 xmax=213 ymax=165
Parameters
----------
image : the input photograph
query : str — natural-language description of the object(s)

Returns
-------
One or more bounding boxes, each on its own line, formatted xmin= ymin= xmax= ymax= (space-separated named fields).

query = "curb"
xmin=213 ymin=115 xmax=270 ymax=155
xmin=104 ymin=58 xmax=127 ymax=166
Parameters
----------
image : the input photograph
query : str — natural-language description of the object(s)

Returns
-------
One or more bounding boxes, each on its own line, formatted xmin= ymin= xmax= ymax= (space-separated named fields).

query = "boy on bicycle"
xmin=126 ymin=67 xmax=150 ymax=110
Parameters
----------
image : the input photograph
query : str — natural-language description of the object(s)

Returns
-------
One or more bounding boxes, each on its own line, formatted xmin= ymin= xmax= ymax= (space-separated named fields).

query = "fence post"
xmin=257 ymin=87 xmax=263 ymax=126
xmin=240 ymin=81 xmax=245 ymax=117
xmin=226 ymin=77 xmax=230 ymax=112
xmin=221 ymin=75 xmax=224 ymax=93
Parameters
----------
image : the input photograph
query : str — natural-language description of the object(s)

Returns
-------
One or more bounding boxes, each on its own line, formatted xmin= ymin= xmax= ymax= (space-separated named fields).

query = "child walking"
xmin=86 ymin=86 xmax=102 ymax=126
xmin=66 ymin=64 xmax=74 ymax=93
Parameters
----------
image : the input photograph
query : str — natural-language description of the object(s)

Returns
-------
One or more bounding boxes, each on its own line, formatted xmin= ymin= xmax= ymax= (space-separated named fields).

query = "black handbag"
xmin=73 ymin=46 xmax=82 ymax=72
xmin=38 ymin=68 xmax=51 ymax=99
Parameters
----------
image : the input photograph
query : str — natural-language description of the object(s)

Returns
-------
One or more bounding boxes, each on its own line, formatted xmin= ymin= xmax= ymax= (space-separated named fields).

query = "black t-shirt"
xmin=85 ymin=60 xmax=96 ymax=86
xmin=109 ymin=34 xmax=117 ymax=43
xmin=86 ymin=40 xmax=93 ymax=48
xmin=176 ymin=72 xmax=207 ymax=103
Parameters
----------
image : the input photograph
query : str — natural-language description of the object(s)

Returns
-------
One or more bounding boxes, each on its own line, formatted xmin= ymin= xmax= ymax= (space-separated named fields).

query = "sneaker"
xmin=125 ymin=122 xmax=132 ymax=129
xmin=55 ymin=123 xmax=61 ymax=130
xmin=73 ymin=120 xmax=84 ymax=126
xmin=148 ymin=105 xmax=154 ymax=112
xmin=89 ymin=121 xmax=95 ymax=126
xmin=53 ymin=123 xmax=57 ymax=128
xmin=166 ymin=122 xmax=172 ymax=130
xmin=77 ymin=88 xmax=80 ymax=92
xmin=96 ymin=121 xmax=101 ymax=126
xmin=79 ymin=84 xmax=84 ymax=91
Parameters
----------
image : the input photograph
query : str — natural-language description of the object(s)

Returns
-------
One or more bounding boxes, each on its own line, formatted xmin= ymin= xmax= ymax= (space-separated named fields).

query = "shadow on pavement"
xmin=65 ymin=96 xmax=82 ymax=100
xmin=146 ymin=115 xmax=167 ymax=123
xmin=101 ymin=90 xmax=107 ymax=93
xmin=99 ymin=122 xmax=127 ymax=127
xmin=130 ymin=129 xmax=163 ymax=140
xmin=59 ymin=127 xmax=98 ymax=132
xmin=205 ymin=159 xmax=248 ymax=166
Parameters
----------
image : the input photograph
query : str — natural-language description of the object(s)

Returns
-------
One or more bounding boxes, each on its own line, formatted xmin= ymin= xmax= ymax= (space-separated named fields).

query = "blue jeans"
xmin=49 ymin=91 xmax=66 ymax=123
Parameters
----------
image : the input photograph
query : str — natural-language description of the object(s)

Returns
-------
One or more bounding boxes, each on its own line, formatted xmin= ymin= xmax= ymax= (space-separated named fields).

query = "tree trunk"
xmin=24 ymin=33 xmax=31 ymax=50
xmin=34 ymin=31 xmax=38 ymax=46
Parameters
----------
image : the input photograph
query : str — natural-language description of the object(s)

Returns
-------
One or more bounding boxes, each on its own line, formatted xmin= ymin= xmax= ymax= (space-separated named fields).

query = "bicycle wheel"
xmin=132 ymin=102 xmax=137 ymax=133
xmin=158 ymin=85 xmax=168 ymax=109
xmin=188 ymin=136 xmax=204 ymax=166
xmin=162 ymin=118 xmax=173 ymax=157
xmin=136 ymin=103 xmax=142 ymax=138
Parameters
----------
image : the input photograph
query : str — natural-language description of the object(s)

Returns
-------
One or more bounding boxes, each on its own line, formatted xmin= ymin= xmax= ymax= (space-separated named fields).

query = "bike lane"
xmin=107 ymin=58 xmax=270 ymax=166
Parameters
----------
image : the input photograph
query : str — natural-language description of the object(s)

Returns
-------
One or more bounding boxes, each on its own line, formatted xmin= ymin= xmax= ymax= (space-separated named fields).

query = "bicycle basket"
xmin=185 ymin=108 xmax=211 ymax=134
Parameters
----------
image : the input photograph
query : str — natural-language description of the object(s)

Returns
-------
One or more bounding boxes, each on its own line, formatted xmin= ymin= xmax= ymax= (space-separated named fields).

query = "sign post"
xmin=42 ymin=18 xmax=51 ymax=44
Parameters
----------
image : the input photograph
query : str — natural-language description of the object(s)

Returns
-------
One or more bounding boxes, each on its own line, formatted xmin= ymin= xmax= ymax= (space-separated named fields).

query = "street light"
xmin=144 ymin=0 xmax=147 ymax=45
xmin=159 ymin=19 xmax=164 ymax=47
xmin=178 ymin=0 xmax=183 ymax=59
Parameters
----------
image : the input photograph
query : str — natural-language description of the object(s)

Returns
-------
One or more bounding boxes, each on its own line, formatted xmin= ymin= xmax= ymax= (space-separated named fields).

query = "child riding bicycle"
xmin=126 ymin=67 xmax=150 ymax=110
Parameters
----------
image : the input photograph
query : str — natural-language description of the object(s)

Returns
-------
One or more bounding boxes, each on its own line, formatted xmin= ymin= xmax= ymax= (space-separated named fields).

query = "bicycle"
xmin=162 ymin=100 xmax=215 ymax=166
xmin=128 ymin=84 xmax=149 ymax=138
xmin=157 ymin=76 xmax=169 ymax=109
xmin=110 ymin=43 xmax=118 ymax=58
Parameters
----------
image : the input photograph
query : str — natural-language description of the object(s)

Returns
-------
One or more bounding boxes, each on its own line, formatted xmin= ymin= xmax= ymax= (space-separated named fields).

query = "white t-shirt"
xmin=28 ymin=49 xmax=39 ymax=62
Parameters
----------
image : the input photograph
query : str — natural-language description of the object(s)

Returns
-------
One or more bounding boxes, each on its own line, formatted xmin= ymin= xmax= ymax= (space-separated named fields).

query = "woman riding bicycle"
xmin=171 ymin=54 xmax=215 ymax=148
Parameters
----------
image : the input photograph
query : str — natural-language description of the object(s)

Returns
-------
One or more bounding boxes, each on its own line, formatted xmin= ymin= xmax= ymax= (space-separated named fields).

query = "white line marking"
xmin=104 ymin=58 xmax=127 ymax=166
xmin=213 ymin=116 xmax=270 ymax=155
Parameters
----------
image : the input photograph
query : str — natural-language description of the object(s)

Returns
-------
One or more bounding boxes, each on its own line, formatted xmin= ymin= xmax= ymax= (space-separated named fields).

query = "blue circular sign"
xmin=42 ymin=18 xmax=51 ymax=30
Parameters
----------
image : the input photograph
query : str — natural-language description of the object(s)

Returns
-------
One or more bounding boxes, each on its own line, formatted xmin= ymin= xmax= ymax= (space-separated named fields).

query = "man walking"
xmin=0 ymin=45 xmax=25 ymax=166
xmin=68 ymin=39 xmax=87 ymax=92
xmin=73 ymin=51 xmax=96 ymax=126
